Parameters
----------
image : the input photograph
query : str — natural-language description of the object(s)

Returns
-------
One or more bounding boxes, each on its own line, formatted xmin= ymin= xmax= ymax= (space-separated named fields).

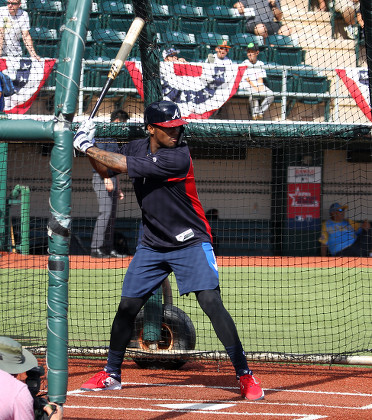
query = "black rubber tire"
xmin=130 ymin=304 xmax=196 ymax=370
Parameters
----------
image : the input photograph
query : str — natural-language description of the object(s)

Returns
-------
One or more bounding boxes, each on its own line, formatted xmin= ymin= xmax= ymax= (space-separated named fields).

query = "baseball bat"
xmin=89 ymin=17 xmax=145 ymax=119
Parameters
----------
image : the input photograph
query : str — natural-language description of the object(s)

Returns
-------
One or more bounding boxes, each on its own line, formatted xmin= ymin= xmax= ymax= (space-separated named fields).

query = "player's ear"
xmin=147 ymin=124 xmax=155 ymax=135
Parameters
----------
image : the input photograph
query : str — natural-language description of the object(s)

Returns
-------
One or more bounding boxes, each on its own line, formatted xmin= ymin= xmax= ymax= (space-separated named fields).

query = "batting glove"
xmin=73 ymin=119 xmax=96 ymax=153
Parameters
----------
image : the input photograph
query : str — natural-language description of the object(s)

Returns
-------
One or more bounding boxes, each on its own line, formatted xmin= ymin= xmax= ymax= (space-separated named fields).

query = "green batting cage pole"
xmin=132 ymin=0 xmax=164 ymax=344
xmin=47 ymin=0 xmax=91 ymax=404
xmin=360 ymin=0 xmax=372 ymax=121
xmin=0 ymin=143 xmax=8 ymax=251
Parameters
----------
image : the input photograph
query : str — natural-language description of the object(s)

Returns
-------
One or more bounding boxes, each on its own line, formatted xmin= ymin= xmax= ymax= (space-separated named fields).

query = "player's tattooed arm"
xmin=87 ymin=147 xmax=128 ymax=176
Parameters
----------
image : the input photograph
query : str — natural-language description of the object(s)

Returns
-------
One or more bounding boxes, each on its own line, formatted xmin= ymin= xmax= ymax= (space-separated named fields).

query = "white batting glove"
xmin=73 ymin=119 xmax=96 ymax=153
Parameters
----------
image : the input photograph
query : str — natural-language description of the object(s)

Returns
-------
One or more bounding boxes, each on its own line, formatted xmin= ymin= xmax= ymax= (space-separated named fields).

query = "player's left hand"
xmin=74 ymin=119 xmax=96 ymax=153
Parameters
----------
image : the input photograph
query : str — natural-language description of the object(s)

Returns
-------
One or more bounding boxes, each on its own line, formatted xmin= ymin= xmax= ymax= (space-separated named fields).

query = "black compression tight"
xmin=195 ymin=289 xmax=241 ymax=348
xmin=109 ymin=294 xmax=149 ymax=351
xmin=109 ymin=289 xmax=241 ymax=352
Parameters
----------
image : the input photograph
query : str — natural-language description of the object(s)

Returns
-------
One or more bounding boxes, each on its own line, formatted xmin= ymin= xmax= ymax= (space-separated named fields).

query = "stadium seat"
xmin=29 ymin=26 xmax=59 ymax=59
xmin=206 ymin=4 xmax=244 ymax=21
xmin=29 ymin=26 xmax=59 ymax=42
xmin=162 ymin=30 xmax=197 ymax=47
xmin=197 ymin=32 xmax=226 ymax=47
xmin=290 ymin=70 xmax=331 ymax=120
xmin=267 ymin=34 xmax=296 ymax=47
xmin=92 ymin=28 xmax=126 ymax=45
xmin=87 ymin=2 xmax=104 ymax=32
xmin=27 ymin=0 xmax=64 ymax=13
xmin=151 ymin=2 xmax=172 ymax=19
xmin=105 ymin=18 xmax=135 ymax=32
xmin=176 ymin=18 xmax=210 ymax=36
xmin=270 ymin=47 xmax=305 ymax=66
xmin=267 ymin=34 xmax=305 ymax=66
xmin=264 ymin=69 xmax=295 ymax=103
xmin=154 ymin=18 xmax=178 ymax=34
xmin=211 ymin=20 xmax=245 ymax=37
xmin=230 ymin=33 xmax=264 ymax=47
xmin=100 ymin=0 xmax=134 ymax=17
xmin=32 ymin=14 xmax=64 ymax=32
xmin=171 ymin=4 xmax=207 ymax=19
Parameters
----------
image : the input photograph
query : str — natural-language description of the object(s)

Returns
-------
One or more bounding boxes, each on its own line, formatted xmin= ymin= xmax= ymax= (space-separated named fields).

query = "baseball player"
xmin=73 ymin=100 xmax=264 ymax=401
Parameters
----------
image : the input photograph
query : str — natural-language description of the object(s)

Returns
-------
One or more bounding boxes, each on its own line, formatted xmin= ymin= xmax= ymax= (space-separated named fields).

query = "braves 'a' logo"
xmin=171 ymin=107 xmax=181 ymax=120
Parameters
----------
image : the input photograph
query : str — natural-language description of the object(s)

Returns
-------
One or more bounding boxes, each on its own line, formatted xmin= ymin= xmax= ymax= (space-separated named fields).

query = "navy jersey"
xmin=120 ymin=137 xmax=212 ymax=250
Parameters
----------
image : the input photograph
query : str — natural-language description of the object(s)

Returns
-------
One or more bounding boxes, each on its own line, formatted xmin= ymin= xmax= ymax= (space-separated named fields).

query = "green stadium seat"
xmin=151 ymin=2 xmax=172 ymax=19
xmin=27 ymin=0 xmax=64 ymax=13
xmin=270 ymin=47 xmax=305 ymax=66
xmin=176 ymin=18 xmax=210 ymax=36
xmin=197 ymin=32 xmax=225 ymax=47
xmin=171 ymin=4 xmax=207 ymax=19
xmin=264 ymin=69 xmax=295 ymax=103
xmin=32 ymin=14 xmax=64 ymax=32
xmin=92 ymin=28 xmax=126 ymax=44
xmin=35 ymin=43 xmax=59 ymax=58
xmin=211 ymin=20 xmax=244 ymax=36
xmin=100 ymin=0 xmax=134 ymax=17
xmin=230 ymin=33 xmax=264 ymax=47
xmin=162 ymin=30 xmax=197 ymax=47
xmin=105 ymin=17 xmax=135 ymax=32
xmin=154 ymin=18 xmax=178 ymax=34
xmin=206 ymin=4 xmax=244 ymax=21
xmin=267 ymin=34 xmax=296 ymax=47
xmin=29 ymin=26 xmax=59 ymax=42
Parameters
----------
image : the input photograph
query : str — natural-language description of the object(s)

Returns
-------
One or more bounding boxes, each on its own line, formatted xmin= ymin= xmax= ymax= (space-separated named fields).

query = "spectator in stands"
xmin=205 ymin=39 xmax=233 ymax=65
xmin=239 ymin=42 xmax=274 ymax=120
xmin=233 ymin=0 xmax=292 ymax=40
xmin=0 ymin=0 xmax=40 ymax=60
xmin=334 ymin=0 xmax=364 ymax=40
xmin=91 ymin=109 xmax=129 ymax=259
xmin=317 ymin=0 xmax=328 ymax=12
xmin=162 ymin=47 xmax=188 ymax=63
xmin=319 ymin=202 xmax=372 ymax=257
xmin=0 ymin=336 xmax=62 ymax=419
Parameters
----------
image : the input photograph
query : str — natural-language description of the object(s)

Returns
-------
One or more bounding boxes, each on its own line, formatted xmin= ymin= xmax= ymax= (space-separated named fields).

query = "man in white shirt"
xmin=240 ymin=42 xmax=274 ymax=120
xmin=0 ymin=0 xmax=40 ymax=60
xmin=205 ymin=39 xmax=233 ymax=65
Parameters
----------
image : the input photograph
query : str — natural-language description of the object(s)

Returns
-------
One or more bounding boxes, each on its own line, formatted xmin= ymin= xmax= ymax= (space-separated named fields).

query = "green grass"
xmin=1 ymin=266 xmax=372 ymax=356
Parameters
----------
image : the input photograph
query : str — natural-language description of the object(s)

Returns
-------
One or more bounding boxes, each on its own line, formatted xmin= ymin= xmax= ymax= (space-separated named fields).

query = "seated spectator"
xmin=0 ymin=0 xmax=40 ymax=60
xmin=334 ymin=0 xmax=364 ymax=39
xmin=233 ymin=0 xmax=292 ymax=40
xmin=162 ymin=48 xmax=188 ymax=63
xmin=205 ymin=40 xmax=233 ymax=65
xmin=319 ymin=203 xmax=372 ymax=257
xmin=0 ymin=336 xmax=63 ymax=419
xmin=239 ymin=42 xmax=274 ymax=120
xmin=317 ymin=0 xmax=328 ymax=11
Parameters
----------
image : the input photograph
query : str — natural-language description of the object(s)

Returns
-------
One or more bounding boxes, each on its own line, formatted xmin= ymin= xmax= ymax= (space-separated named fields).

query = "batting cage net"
xmin=1 ymin=0 xmax=372 ymax=379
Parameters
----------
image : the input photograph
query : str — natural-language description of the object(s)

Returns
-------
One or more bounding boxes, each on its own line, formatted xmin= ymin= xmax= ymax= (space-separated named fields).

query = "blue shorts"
xmin=122 ymin=242 xmax=219 ymax=297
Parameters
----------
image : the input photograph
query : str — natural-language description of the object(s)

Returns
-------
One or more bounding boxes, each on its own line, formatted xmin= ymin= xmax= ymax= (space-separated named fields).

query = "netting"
xmin=1 ymin=0 xmax=372 ymax=371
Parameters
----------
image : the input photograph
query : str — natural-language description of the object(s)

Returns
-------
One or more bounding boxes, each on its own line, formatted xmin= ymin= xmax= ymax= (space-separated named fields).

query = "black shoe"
xmin=91 ymin=249 xmax=111 ymax=258
xmin=109 ymin=250 xmax=128 ymax=258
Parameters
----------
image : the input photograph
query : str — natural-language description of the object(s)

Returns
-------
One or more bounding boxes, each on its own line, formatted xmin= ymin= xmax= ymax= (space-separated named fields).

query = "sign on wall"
xmin=287 ymin=166 xmax=322 ymax=229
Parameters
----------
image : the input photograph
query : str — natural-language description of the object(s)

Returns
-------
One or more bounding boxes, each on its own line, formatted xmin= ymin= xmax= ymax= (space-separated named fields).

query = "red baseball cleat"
xmin=80 ymin=370 xmax=121 ymax=391
xmin=239 ymin=372 xmax=264 ymax=400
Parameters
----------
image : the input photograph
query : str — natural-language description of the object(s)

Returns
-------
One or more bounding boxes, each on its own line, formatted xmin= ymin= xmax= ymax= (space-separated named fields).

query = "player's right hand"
xmin=73 ymin=119 xmax=96 ymax=153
